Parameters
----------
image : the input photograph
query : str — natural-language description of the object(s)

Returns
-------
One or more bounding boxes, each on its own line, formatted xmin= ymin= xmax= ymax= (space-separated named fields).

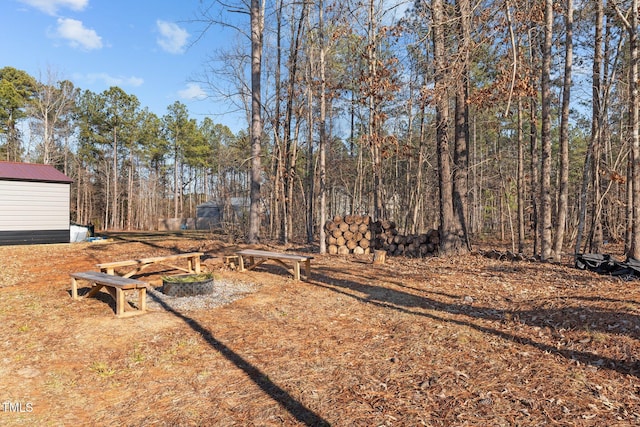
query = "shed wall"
xmin=0 ymin=180 xmax=70 ymax=245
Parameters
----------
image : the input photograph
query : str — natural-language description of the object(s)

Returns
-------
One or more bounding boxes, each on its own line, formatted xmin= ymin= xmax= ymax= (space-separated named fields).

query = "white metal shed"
xmin=0 ymin=161 xmax=73 ymax=245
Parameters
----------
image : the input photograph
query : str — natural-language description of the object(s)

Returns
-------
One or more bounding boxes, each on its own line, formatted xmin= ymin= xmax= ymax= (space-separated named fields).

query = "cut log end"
xmin=373 ymin=250 xmax=387 ymax=265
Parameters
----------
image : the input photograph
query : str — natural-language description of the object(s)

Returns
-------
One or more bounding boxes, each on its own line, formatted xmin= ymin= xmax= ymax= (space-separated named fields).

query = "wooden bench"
xmin=70 ymin=271 xmax=147 ymax=318
xmin=97 ymin=252 xmax=203 ymax=278
xmin=236 ymin=249 xmax=313 ymax=281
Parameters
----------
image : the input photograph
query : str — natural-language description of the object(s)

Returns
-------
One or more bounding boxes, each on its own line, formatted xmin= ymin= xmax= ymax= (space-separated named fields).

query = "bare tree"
xmin=318 ymin=0 xmax=328 ymax=253
xmin=539 ymin=0 xmax=553 ymax=261
xmin=453 ymin=0 xmax=472 ymax=251
xmin=553 ymin=0 xmax=573 ymax=262
xmin=612 ymin=0 xmax=640 ymax=258
xmin=30 ymin=68 xmax=76 ymax=165
xmin=432 ymin=0 xmax=466 ymax=254
xmin=248 ymin=0 xmax=264 ymax=243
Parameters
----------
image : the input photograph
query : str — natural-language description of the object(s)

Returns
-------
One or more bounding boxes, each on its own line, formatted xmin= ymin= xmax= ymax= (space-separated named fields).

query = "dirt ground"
xmin=0 ymin=231 xmax=639 ymax=426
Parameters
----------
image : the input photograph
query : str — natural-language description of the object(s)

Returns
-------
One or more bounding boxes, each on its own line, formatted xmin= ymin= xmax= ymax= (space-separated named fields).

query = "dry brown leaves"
xmin=0 ymin=233 xmax=639 ymax=426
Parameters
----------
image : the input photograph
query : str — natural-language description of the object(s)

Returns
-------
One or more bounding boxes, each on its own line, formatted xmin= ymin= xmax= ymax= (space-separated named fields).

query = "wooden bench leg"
xmin=304 ymin=259 xmax=311 ymax=281
xmin=293 ymin=261 xmax=301 ymax=281
xmin=71 ymin=277 xmax=79 ymax=299
xmin=138 ymin=287 xmax=147 ymax=312
xmin=191 ymin=256 xmax=201 ymax=273
xmin=238 ymin=254 xmax=246 ymax=272
xmin=115 ymin=287 xmax=125 ymax=317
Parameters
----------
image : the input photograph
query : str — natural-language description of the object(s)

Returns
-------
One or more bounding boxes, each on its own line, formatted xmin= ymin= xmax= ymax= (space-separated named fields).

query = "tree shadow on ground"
xmin=146 ymin=292 xmax=330 ymax=427
xmin=309 ymin=267 xmax=640 ymax=378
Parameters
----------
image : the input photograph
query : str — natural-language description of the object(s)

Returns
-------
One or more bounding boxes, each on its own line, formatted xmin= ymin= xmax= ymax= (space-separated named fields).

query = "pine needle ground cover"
xmin=0 ymin=234 xmax=638 ymax=426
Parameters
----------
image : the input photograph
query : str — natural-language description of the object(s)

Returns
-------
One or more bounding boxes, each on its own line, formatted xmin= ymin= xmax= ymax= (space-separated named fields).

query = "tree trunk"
xmin=318 ymin=0 xmax=328 ymax=253
xmin=576 ymin=0 xmax=603 ymax=256
xmin=629 ymin=0 xmax=640 ymax=258
xmin=367 ymin=0 xmax=384 ymax=221
xmin=517 ymin=99 xmax=525 ymax=253
xmin=306 ymin=56 xmax=315 ymax=244
xmin=112 ymin=127 xmax=119 ymax=230
xmin=553 ymin=0 xmax=573 ymax=262
xmin=433 ymin=0 xmax=464 ymax=254
xmin=453 ymin=0 xmax=472 ymax=251
xmin=248 ymin=0 xmax=263 ymax=243
xmin=539 ymin=0 xmax=553 ymax=261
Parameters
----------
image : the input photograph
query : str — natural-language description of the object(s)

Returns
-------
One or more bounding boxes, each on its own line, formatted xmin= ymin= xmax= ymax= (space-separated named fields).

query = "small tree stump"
xmin=373 ymin=250 xmax=387 ymax=265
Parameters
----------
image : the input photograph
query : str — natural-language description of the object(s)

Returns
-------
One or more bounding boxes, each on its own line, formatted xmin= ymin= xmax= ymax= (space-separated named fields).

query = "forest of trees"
xmin=1 ymin=0 xmax=639 ymax=260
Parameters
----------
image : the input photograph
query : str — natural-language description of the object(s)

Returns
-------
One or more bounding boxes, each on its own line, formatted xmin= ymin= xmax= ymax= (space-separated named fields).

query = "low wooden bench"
xmin=70 ymin=271 xmax=147 ymax=318
xmin=97 ymin=252 xmax=203 ymax=278
xmin=236 ymin=249 xmax=313 ymax=281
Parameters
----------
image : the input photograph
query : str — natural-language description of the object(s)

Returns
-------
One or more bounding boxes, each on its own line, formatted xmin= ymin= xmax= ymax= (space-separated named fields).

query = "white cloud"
xmin=178 ymin=83 xmax=207 ymax=100
xmin=81 ymin=73 xmax=144 ymax=88
xmin=156 ymin=20 xmax=189 ymax=54
xmin=54 ymin=18 xmax=102 ymax=50
xmin=19 ymin=0 xmax=88 ymax=16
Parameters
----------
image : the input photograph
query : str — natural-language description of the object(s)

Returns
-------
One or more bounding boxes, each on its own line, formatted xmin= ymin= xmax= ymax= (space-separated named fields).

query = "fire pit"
xmin=162 ymin=273 xmax=214 ymax=297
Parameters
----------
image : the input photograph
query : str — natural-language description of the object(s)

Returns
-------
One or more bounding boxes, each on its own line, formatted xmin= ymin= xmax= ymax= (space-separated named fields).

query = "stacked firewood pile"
xmin=325 ymin=216 xmax=440 ymax=258
xmin=371 ymin=220 xmax=440 ymax=257
xmin=324 ymin=215 xmax=372 ymax=255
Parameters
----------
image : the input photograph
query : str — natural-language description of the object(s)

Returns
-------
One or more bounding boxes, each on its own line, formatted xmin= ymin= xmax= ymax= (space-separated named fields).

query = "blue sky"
xmin=1 ymin=0 xmax=245 ymax=133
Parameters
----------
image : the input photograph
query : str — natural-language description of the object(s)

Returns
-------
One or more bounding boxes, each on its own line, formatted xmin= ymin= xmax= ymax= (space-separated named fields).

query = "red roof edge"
xmin=0 ymin=161 xmax=73 ymax=184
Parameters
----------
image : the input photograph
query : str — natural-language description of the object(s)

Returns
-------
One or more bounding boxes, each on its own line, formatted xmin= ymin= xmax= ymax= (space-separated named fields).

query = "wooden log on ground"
xmin=373 ymin=250 xmax=386 ymax=264
xmin=324 ymin=215 xmax=373 ymax=255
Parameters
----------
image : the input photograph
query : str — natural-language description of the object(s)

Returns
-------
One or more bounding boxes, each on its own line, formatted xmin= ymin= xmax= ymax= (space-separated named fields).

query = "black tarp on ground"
xmin=575 ymin=253 xmax=640 ymax=278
